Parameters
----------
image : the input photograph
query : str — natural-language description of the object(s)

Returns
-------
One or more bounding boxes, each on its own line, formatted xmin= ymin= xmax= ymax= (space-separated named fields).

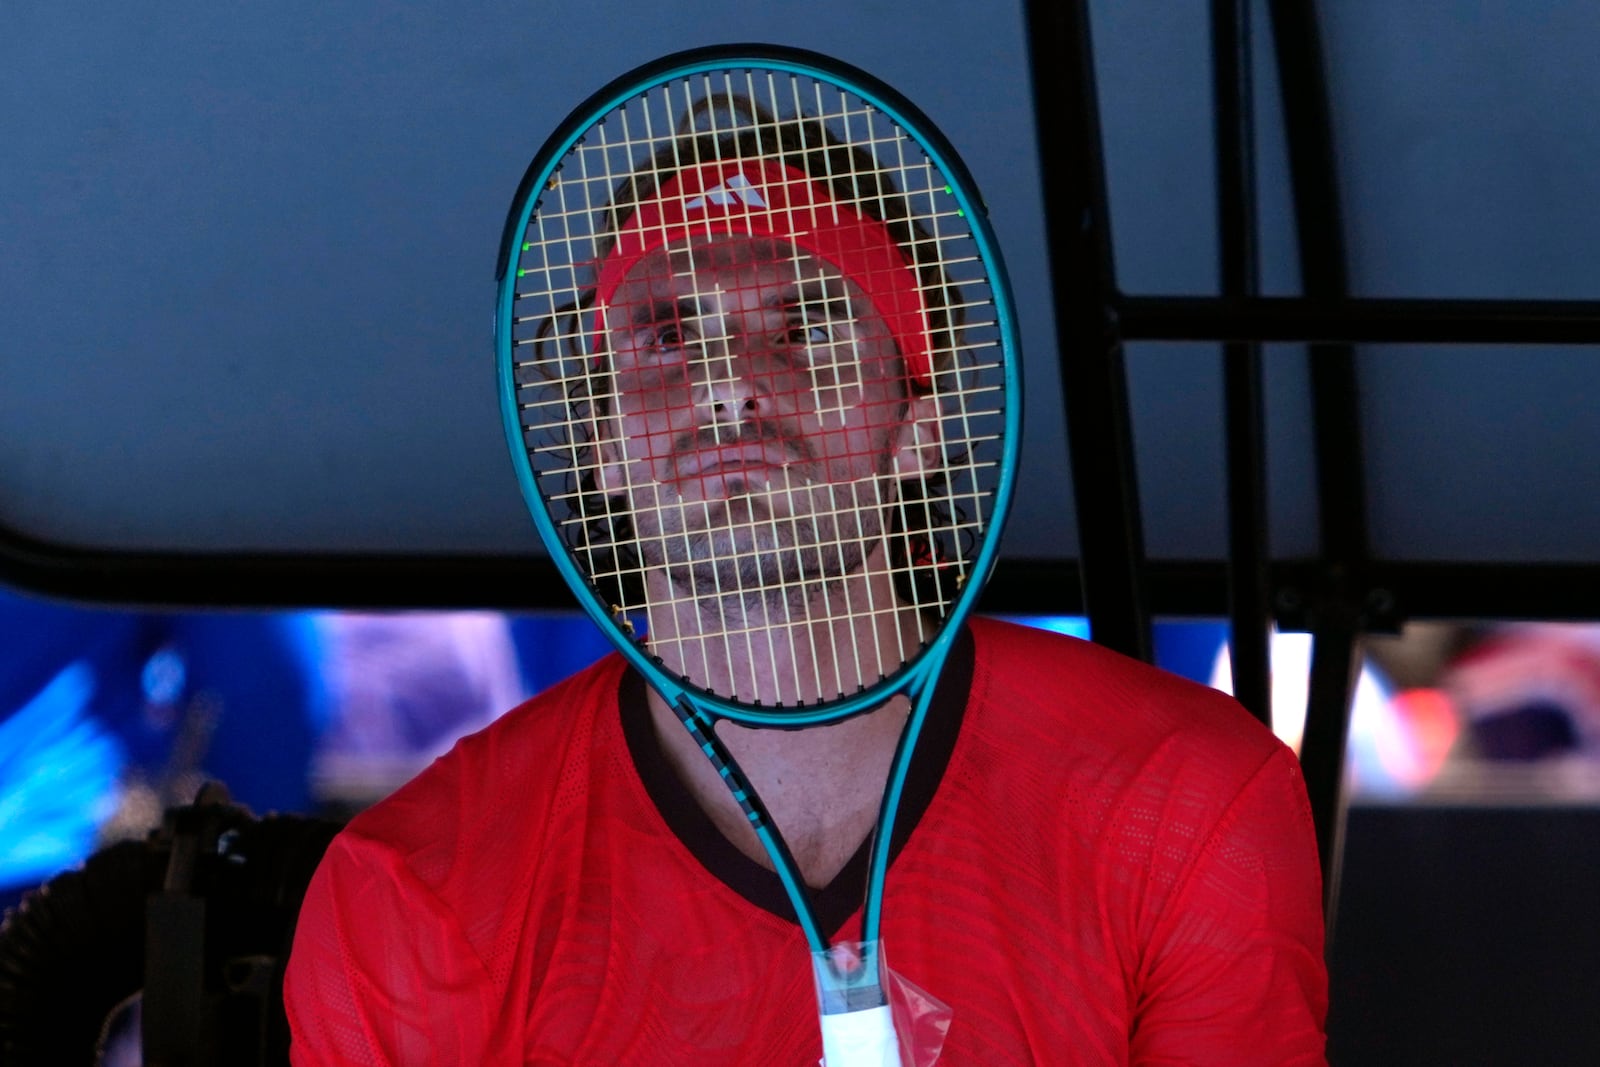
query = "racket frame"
xmin=495 ymin=44 xmax=1023 ymax=952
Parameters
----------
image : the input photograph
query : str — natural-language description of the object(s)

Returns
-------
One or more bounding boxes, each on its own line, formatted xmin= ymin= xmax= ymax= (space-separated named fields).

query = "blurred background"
xmin=11 ymin=586 xmax=1522 ymax=910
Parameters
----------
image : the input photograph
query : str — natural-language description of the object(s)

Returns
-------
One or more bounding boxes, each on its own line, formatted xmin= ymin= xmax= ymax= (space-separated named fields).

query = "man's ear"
xmin=593 ymin=433 xmax=627 ymax=493
xmin=890 ymin=395 xmax=944 ymax=478
xmin=583 ymin=401 xmax=630 ymax=493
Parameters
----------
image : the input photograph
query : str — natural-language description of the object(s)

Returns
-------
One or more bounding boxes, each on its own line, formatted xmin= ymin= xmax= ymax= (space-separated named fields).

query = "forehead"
xmin=614 ymin=234 xmax=852 ymax=297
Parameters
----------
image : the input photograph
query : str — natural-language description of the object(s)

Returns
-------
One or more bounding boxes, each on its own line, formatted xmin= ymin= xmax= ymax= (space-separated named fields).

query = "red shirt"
xmin=286 ymin=618 xmax=1327 ymax=1064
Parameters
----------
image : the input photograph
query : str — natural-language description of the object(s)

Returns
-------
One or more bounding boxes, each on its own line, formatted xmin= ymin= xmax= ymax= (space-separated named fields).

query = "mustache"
xmin=673 ymin=420 xmax=809 ymax=462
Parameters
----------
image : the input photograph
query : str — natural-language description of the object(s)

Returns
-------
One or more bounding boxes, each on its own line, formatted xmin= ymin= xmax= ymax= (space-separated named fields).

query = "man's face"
xmin=596 ymin=234 xmax=929 ymax=602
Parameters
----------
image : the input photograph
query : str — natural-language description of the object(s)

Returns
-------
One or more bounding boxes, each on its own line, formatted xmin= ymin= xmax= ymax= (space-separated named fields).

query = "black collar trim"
xmin=620 ymin=626 xmax=975 ymax=937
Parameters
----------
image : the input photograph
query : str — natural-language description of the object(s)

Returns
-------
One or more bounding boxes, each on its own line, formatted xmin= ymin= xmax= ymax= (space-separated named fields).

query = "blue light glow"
xmin=1005 ymin=615 xmax=1092 ymax=641
xmin=0 ymin=661 xmax=125 ymax=889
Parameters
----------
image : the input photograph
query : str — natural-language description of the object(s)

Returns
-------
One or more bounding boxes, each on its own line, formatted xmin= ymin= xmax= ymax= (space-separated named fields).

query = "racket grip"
xmin=812 ymin=940 xmax=905 ymax=1067
xmin=819 ymin=1004 xmax=903 ymax=1067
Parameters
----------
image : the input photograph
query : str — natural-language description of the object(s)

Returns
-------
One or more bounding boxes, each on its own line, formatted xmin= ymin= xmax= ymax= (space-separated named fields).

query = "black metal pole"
xmin=1024 ymin=0 xmax=1153 ymax=663
xmin=1212 ymin=0 xmax=1273 ymax=728
xmin=1268 ymin=0 xmax=1366 ymax=929
xmin=1297 ymin=583 xmax=1362 ymax=939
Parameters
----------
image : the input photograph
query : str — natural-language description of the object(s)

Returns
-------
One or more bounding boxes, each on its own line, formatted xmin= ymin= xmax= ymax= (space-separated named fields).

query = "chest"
xmin=499 ymin=818 xmax=1134 ymax=1066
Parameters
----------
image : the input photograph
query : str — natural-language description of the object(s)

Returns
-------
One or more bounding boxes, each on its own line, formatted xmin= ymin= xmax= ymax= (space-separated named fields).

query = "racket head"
xmin=497 ymin=45 xmax=1021 ymax=727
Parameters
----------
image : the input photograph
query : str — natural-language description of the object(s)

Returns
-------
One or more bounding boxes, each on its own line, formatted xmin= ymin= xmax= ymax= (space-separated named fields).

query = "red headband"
xmin=592 ymin=158 xmax=931 ymax=384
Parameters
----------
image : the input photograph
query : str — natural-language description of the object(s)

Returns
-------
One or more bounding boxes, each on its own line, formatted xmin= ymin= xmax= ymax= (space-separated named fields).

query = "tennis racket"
xmin=495 ymin=45 xmax=1020 ymax=1065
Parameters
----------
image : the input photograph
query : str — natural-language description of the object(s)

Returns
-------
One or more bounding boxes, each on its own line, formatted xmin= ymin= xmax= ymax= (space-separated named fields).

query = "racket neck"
xmin=647 ymin=682 xmax=916 ymax=944
xmin=659 ymin=693 xmax=830 ymax=950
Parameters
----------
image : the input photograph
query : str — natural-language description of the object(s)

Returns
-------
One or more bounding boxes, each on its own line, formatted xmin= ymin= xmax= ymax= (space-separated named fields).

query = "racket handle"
xmin=819 ymin=1004 xmax=903 ymax=1067
xmin=812 ymin=940 xmax=905 ymax=1066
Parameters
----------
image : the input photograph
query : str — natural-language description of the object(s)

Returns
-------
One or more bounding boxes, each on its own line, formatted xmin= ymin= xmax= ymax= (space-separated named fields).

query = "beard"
xmin=632 ymin=472 xmax=887 ymax=613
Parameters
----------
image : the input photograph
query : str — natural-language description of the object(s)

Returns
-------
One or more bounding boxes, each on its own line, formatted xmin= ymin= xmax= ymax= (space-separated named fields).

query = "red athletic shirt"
xmin=285 ymin=617 xmax=1327 ymax=1064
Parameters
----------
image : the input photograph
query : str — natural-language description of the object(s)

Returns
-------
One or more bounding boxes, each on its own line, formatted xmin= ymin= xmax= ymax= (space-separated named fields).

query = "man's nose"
xmin=690 ymin=334 xmax=769 ymax=421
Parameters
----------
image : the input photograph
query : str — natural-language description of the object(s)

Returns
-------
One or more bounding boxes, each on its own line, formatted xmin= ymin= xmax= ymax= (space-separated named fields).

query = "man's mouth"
xmin=669 ymin=428 xmax=803 ymax=487
xmin=673 ymin=442 xmax=793 ymax=484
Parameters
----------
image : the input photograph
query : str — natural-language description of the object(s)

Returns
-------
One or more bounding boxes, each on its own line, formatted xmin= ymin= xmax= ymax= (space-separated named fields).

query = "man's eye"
xmin=635 ymin=324 xmax=691 ymax=352
xmin=789 ymin=326 xmax=830 ymax=346
xmin=787 ymin=318 xmax=836 ymax=347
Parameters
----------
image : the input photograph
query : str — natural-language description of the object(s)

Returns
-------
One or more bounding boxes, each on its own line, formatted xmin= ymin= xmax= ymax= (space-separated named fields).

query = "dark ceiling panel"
xmin=4 ymin=0 xmax=1598 ymax=612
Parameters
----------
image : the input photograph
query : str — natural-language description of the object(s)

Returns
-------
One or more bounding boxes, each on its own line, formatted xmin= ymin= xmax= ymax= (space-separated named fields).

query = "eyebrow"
xmin=624 ymin=278 xmax=861 ymax=328
xmin=774 ymin=276 xmax=860 ymax=322
xmin=630 ymin=297 xmax=702 ymax=328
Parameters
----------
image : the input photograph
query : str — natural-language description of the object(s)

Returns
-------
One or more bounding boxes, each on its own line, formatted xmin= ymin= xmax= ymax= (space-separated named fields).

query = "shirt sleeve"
xmin=1128 ymin=744 xmax=1330 ymax=1066
xmin=283 ymin=831 xmax=502 ymax=1067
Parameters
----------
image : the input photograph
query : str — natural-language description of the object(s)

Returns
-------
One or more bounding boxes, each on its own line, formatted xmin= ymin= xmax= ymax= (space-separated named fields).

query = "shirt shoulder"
xmin=967 ymin=615 xmax=1282 ymax=767
xmin=961 ymin=616 xmax=1314 ymax=909
xmin=960 ymin=619 xmax=1327 ymax=1061
xmin=334 ymin=651 xmax=630 ymax=897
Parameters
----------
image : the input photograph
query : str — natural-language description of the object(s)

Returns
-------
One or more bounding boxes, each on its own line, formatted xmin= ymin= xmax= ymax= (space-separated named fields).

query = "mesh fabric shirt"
xmin=285 ymin=617 xmax=1328 ymax=1064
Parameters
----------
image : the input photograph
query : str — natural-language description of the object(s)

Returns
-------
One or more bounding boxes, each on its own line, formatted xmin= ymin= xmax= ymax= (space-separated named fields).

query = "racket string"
xmin=512 ymin=66 xmax=1008 ymax=706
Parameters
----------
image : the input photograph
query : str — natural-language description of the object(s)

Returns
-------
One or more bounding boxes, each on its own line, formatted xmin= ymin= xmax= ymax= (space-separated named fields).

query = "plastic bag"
xmin=810 ymin=940 xmax=952 ymax=1067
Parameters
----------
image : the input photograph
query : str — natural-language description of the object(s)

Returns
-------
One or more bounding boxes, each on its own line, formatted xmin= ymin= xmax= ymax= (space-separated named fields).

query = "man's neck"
xmin=645 ymin=686 xmax=911 ymax=889
xmin=638 ymin=551 xmax=928 ymax=887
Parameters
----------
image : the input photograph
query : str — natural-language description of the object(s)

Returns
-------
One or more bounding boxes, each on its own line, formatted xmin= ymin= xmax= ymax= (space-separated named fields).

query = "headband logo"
xmin=683 ymin=173 xmax=768 ymax=212
xmin=594 ymin=158 xmax=933 ymax=384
